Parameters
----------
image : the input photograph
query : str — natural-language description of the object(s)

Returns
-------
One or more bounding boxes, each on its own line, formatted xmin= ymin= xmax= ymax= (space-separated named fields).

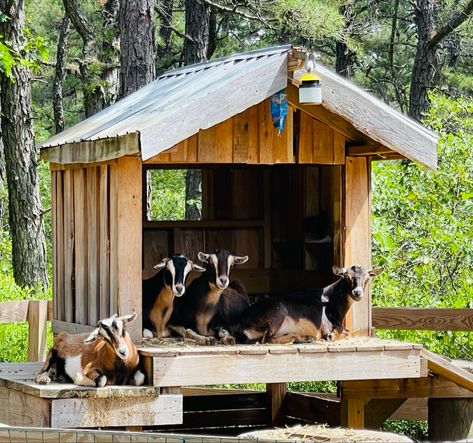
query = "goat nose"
xmin=175 ymin=284 xmax=185 ymax=295
xmin=219 ymin=277 xmax=229 ymax=286
xmin=118 ymin=345 xmax=128 ymax=358
xmin=352 ymin=288 xmax=363 ymax=297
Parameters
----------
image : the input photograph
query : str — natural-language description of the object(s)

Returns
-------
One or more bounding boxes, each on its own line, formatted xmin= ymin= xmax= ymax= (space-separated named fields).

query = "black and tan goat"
xmin=142 ymin=253 xmax=205 ymax=338
xmin=35 ymin=313 xmax=144 ymax=387
xmin=238 ymin=265 xmax=383 ymax=344
xmin=172 ymin=249 xmax=250 ymax=345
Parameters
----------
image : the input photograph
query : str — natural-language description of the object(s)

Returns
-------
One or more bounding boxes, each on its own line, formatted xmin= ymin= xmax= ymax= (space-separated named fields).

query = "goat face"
xmin=332 ymin=265 xmax=383 ymax=300
xmin=154 ymin=254 xmax=205 ymax=297
xmin=84 ymin=312 xmax=137 ymax=360
xmin=198 ymin=249 xmax=248 ymax=290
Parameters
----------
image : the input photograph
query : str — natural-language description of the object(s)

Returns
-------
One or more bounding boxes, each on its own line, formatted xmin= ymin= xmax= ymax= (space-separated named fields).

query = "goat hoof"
xmin=221 ymin=335 xmax=236 ymax=346
xmin=96 ymin=375 xmax=107 ymax=387
xmin=143 ymin=329 xmax=154 ymax=339
xmin=132 ymin=370 xmax=145 ymax=386
xmin=204 ymin=336 xmax=217 ymax=346
xmin=35 ymin=373 xmax=51 ymax=385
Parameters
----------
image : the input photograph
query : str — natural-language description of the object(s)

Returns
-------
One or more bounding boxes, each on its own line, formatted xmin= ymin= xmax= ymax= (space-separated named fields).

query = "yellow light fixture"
xmin=299 ymin=52 xmax=322 ymax=105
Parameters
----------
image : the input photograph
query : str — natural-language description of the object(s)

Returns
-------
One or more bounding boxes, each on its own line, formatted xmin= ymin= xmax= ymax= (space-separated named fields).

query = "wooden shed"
xmin=34 ymin=45 xmax=441 ymax=430
xmin=40 ymin=45 xmax=437 ymax=342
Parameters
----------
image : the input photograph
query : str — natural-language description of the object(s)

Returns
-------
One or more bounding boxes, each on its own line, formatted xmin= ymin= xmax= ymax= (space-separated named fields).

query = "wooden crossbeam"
xmin=373 ymin=307 xmax=473 ymax=331
xmin=340 ymin=375 xmax=473 ymax=399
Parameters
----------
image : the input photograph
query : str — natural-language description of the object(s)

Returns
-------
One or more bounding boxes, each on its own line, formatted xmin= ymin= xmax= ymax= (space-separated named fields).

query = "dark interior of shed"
xmin=142 ymin=164 xmax=342 ymax=298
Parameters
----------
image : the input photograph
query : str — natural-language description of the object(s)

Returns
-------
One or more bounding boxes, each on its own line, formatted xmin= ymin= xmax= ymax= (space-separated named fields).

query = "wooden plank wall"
xmin=145 ymin=99 xmax=294 ymax=165
xmin=344 ymin=157 xmax=372 ymax=335
xmin=52 ymin=160 xmax=140 ymax=329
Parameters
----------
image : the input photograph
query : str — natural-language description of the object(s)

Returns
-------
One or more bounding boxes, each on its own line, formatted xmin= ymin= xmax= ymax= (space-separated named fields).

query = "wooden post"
xmin=344 ymin=156 xmax=372 ymax=336
xmin=267 ymin=382 xmax=287 ymax=426
xmin=341 ymin=398 xmax=365 ymax=429
xmin=28 ymin=300 xmax=49 ymax=362
xmin=115 ymin=156 xmax=142 ymax=342
xmin=428 ymin=398 xmax=473 ymax=440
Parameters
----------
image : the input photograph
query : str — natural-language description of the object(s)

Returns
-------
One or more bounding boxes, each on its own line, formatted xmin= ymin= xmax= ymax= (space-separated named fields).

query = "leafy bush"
xmin=372 ymin=94 xmax=473 ymax=358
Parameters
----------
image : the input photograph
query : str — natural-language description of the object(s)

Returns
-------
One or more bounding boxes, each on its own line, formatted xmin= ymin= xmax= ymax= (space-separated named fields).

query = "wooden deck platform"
xmin=0 ymin=363 xmax=182 ymax=428
xmin=139 ymin=337 xmax=426 ymax=387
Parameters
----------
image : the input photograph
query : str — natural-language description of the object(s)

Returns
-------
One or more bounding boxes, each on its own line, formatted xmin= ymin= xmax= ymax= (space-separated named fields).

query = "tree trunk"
xmin=409 ymin=0 xmax=473 ymax=120
xmin=0 ymin=0 xmax=48 ymax=289
xmin=335 ymin=3 xmax=356 ymax=79
xmin=183 ymin=0 xmax=211 ymax=65
xmin=156 ymin=0 xmax=174 ymax=61
xmin=53 ymin=15 xmax=70 ymax=134
xmin=409 ymin=0 xmax=437 ymax=121
xmin=62 ymin=0 xmax=107 ymax=117
xmin=119 ymin=0 xmax=155 ymax=99
xmin=183 ymin=0 xmax=211 ymax=220
xmin=100 ymin=0 xmax=120 ymax=106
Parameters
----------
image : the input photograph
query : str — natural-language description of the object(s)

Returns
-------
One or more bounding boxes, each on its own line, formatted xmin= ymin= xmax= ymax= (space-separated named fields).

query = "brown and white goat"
xmin=238 ymin=265 xmax=383 ymax=344
xmin=171 ymin=249 xmax=250 ymax=345
xmin=35 ymin=313 xmax=144 ymax=387
xmin=142 ymin=253 xmax=205 ymax=338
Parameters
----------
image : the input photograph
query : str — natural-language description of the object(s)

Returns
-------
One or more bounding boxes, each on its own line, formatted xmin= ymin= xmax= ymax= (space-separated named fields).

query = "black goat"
xmin=171 ymin=249 xmax=250 ymax=345
xmin=142 ymin=253 xmax=204 ymax=338
xmin=238 ymin=265 xmax=383 ymax=344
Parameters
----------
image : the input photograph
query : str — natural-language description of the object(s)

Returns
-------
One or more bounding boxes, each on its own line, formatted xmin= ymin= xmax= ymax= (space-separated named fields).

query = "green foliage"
xmin=148 ymin=169 xmax=187 ymax=221
xmin=381 ymin=420 xmax=428 ymax=441
xmin=269 ymin=0 xmax=345 ymax=41
xmin=372 ymin=93 xmax=473 ymax=358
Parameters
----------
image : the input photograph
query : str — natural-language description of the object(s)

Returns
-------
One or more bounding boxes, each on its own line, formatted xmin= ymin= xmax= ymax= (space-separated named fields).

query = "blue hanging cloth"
xmin=270 ymin=90 xmax=288 ymax=136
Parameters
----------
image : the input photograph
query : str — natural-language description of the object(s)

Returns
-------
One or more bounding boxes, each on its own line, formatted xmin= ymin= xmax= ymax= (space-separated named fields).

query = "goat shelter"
xmin=31 ymin=45 xmax=450 ymax=433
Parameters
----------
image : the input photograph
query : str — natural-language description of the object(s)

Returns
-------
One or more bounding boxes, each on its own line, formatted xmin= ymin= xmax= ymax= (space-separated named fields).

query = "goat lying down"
xmin=238 ymin=265 xmax=383 ymax=344
xmin=171 ymin=249 xmax=250 ymax=345
xmin=142 ymin=253 xmax=205 ymax=339
xmin=35 ymin=313 xmax=144 ymax=387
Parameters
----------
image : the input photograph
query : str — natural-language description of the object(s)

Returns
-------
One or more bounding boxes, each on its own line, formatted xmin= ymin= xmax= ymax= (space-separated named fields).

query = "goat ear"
xmin=332 ymin=265 xmax=347 ymax=276
xmin=369 ymin=267 xmax=384 ymax=276
xmin=117 ymin=312 xmax=137 ymax=323
xmin=233 ymin=255 xmax=249 ymax=265
xmin=192 ymin=263 xmax=206 ymax=272
xmin=153 ymin=258 xmax=169 ymax=270
xmin=84 ymin=328 xmax=101 ymax=344
xmin=198 ymin=252 xmax=210 ymax=263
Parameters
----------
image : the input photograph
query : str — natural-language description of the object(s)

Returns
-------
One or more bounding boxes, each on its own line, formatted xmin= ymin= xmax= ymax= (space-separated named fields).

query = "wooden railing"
xmin=372 ymin=307 xmax=473 ymax=331
xmin=1 ymin=301 xmax=471 ymax=363
xmin=0 ymin=300 xmax=52 ymax=361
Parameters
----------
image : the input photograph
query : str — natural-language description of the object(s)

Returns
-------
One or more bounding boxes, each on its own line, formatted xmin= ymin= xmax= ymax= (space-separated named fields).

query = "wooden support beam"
xmin=341 ymin=398 xmax=365 ymax=429
xmin=344 ymin=156 xmax=371 ymax=336
xmin=340 ymin=376 xmax=473 ymax=399
xmin=364 ymin=398 xmax=407 ymax=429
xmin=27 ymin=300 xmax=49 ymax=362
xmin=267 ymin=382 xmax=287 ymax=426
xmin=373 ymin=307 xmax=473 ymax=331
xmin=346 ymin=144 xmax=394 ymax=157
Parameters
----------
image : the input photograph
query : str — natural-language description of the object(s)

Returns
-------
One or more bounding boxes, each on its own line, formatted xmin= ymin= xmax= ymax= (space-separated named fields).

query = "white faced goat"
xmin=35 ymin=313 xmax=144 ymax=387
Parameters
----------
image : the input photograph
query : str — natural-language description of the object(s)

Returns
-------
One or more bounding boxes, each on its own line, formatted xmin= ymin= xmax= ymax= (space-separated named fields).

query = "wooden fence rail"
xmin=0 ymin=300 xmax=52 ymax=362
xmin=1 ymin=302 xmax=472 ymax=363
xmin=372 ymin=307 xmax=473 ymax=331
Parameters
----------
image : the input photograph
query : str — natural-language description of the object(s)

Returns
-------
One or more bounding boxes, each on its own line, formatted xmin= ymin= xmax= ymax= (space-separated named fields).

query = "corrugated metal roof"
xmin=40 ymin=45 xmax=291 ymax=161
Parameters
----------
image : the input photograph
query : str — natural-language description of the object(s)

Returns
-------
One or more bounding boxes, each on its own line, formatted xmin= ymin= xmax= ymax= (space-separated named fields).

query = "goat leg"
xmin=168 ymin=325 xmax=217 ymax=345
xmin=217 ymin=327 xmax=236 ymax=345
xmin=35 ymin=349 xmax=56 ymax=384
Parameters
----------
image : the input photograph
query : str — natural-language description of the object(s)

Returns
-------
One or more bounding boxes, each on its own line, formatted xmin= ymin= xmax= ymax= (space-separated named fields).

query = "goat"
xmin=35 ymin=313 xmax=144 ymax=387
xmin=142 ymin=253 xmax=205 ymax=338
xmin=238 ymin=265 xmax=383 ymax=344
xmin=171 ymin=249 xmax=250 ymax=345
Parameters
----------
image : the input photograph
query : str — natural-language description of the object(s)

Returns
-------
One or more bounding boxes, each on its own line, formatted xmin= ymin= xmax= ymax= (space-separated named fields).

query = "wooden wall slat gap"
xmin=109 ymin=162 xmax=118 ymax=317
xmin=99 ymin=165 xmax=110 ymax=319
xmin=87 ymin=166 xmax=99 ymax=324
xmin=73 ymin=168 xmax=88 ymax=325
xmin=55 ymin=171 xmax=65 ymax=321
xmin=63 ymin=169 xmax=75 ymax=323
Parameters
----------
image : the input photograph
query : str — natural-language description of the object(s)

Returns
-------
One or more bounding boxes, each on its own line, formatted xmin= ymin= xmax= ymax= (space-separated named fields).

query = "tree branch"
xmin=430 ymin=0 xmax=473 ymax=48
